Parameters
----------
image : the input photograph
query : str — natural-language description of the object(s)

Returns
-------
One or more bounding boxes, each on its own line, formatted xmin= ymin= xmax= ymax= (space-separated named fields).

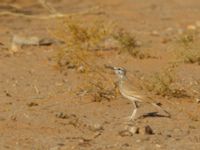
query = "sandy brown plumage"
xmin=113 ymin=67 xmax=170 ymax=120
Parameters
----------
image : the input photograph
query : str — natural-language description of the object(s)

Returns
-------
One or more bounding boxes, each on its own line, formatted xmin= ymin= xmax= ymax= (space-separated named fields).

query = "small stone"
xmin=12 ymin=35 xmax=40 ymax=46
xmin=4 ymin=90 xmax=11 ymax=97
xmin=89 ymin=123 xmax=104 ymax=132
xmin=27 ymin=102 xmax=38 ymax=107
xmin=77 ymin=65 xmax=85 ymax=73
xmin=78 ymin=138 xmax=91 ymax=147
xmin=195 ymin=98 xmax=200 ymax=103
xmin=140 ymin=125 xmax=154 ymax=135
xmin=119 ymin=130 xmax=132 ymax=137
xmin=155 ymin=144 xmax=161 ymax=148
xmin=67 ymin=64 xmax=76 ymax=69
xmin=39 ymin=38 xmax=55 ymax=46
xmin=187 ymin=25 xmax=196 ymax=30
xmin=151 ymin=30 xmax=159 ymax=36
xmin=135 ymin=40 xmax=142 ymax=47
xmin=93 ymin=131 xmax=102 ymax=138
xmin=161 ymin=38 xmax=171 ymax=44
xmin=121 ymin=143 xmax=130 ymax=147
xmin=136 ymin=139 xmax=141 ymax=143
xmin=128 ymin=126 xmax=139 ymax=134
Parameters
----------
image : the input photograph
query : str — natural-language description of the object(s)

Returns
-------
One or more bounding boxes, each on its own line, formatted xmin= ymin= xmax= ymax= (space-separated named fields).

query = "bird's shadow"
xmin=140 ymin=112 xmax=170 ymax=118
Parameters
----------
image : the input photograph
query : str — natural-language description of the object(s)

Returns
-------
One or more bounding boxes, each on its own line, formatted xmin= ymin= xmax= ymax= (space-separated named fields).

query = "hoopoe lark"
xmin=113 ymin=67 xmax=171 ymax=121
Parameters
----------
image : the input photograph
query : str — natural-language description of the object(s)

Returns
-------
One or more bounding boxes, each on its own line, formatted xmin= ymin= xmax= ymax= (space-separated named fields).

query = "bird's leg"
xmin=128 ymin=101 xmax=139 ymax=121
xmin=151 ymin=102 xmax=171 ymax=118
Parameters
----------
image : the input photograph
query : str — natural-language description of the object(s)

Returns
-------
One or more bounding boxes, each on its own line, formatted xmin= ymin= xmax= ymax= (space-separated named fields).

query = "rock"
xmin=119 ymin=130 xmax=132 ymax=137
xmin=155 ymin=144 xmax=162 ymax=148
xmin=12 ymin=35 xmax=40 ymax=46
xmin=135 ymin=40 xmax=142 ymax=47
xmin=151 ymin=30 xmax=159 ymax=36
xmin=4 ymin=90 xmax=11 ymax=97
xmin=89 ymin=123 xmax=104 ymax=132
xmin=140 ymin=125 xmax=154 ymax=135
xmin=93 ymin=131 xmax=102 ymax=138
xmin=27 ymin=102 xmax=39 ymax=107
xmin=10 ymin=35 xmax=60 ymax=53
xmin=10 ymin=35 xmax=39 ymax=53
xmin=187 ymin=25 xmax=196 ymax=30
xmin=78 ymin=138 xmax=91 ymax=147
xmin=77 ymin=65 xmax=85 ymax=73
xmin=195 ymin=98 xmax=200 ymax=103
xmin=39 ymin=38 xmax=55 ymax=46
xmin=119 ymin=125 xmax=139 ymax=137
xmin=128 ymin=126 xmax=139 ymax=134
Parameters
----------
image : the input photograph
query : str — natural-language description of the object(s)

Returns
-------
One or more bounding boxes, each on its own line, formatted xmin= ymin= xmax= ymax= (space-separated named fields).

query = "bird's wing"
xmin=120 ymin=76 xmax=154 ymax=103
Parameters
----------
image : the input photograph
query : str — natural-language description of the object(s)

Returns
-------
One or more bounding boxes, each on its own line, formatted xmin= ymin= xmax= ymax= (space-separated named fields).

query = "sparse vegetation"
xmin=53 ymin=17 xmax=117 ymax=101
xmin=54 ymin=17 xmax=152 ymax=69
xmin=143 ymin=64 xmax=188 ymax=98
xmin=176 ymin=30 xmax=200 ymax=64
xmin=54 ymin=16 xmax=153 ymax=101
xmin=112 ymin=28 xmax=151 ymax=59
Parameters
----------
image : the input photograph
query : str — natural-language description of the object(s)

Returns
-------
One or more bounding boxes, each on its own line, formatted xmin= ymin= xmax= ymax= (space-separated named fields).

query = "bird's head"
xmin=113 ymin=67 xmax=127 ymax=79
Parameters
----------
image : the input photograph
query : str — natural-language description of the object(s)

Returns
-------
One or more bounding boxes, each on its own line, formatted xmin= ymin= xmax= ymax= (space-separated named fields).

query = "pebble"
xmin=10 ymin=35 xmax=60 ymax=53
xmin=89 ymin=123 xmax=104 ymax=132
xmin=77 ymin=65 xmax=85 ymax=73
xmin=155 ymin=144 xmax=162 ymax=148
xmin=140 ymin=125 xmax=154 ymax=135
xmin=12 ymin=35 xmax=40 ymax=46
xmin=135 ymin=40 xmax=142 ymax=47
xmin=151 ymin=30 xmax=159 ymax=36
xmin=195 ymin=98 xmax=200 ymax=103
xmin=119 ymin=130 xmax=133 ymax=137
xmin=39 ymin=38 xmax=57 ymax=46
xmin=27 ymin=102 xmax=39 ymax=107
xmin=128 ymin=126 xmax=139 ymax=134
xmin=187 ymin=25 xmax=196 ymax=30
xmin=119 ymin=126 xmax=139 ymax=136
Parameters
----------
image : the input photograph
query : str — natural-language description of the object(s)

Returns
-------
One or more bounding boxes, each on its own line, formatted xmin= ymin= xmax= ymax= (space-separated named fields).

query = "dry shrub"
xmin=112 ymin=28 xmax=151 ymax=59
xmin=143 ymin=64 xmax=188 ymax=98
xmin=54 ymin=17 xmax=115 ymax=69
xmin=53 ymin=17 xmax=117 ymax=102
xmin=175 ymin=30 xmax=200 ymax=64
xmin=53 ymin=16 xmax=154 ymax=101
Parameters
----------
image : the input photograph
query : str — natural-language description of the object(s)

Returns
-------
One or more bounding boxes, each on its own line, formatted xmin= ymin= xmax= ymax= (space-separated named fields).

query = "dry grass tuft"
xmin=175 ymin=30 xmax=200 ymax=64
xmin=143 ymin=64 xmax=188 ymax=98
xmin=112 ymin=29 xmax=151 ymax=59
xmin=53 ymin=16 xmax=155 ymax=101
xmin=53 ymin=17 xmax=118 ymax=102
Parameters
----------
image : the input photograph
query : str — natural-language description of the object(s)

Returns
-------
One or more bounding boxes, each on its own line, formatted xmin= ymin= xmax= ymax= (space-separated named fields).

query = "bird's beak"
xmin=104 ymin=64 xmax=115 ymax=70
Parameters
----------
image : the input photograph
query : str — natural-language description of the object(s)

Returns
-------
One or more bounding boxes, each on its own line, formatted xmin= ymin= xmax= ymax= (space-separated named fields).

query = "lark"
xmin=113 ymin=67 xmax=170 ymax=121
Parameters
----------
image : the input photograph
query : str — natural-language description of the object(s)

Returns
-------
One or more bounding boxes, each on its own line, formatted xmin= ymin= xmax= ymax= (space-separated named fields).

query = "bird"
xmin=113 ymin=66 xmax=171 ymax=121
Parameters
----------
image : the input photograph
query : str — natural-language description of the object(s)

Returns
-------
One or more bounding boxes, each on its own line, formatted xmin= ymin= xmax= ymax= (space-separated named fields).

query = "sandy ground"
xmin=0 ymin=0 xmax=200 ymax=149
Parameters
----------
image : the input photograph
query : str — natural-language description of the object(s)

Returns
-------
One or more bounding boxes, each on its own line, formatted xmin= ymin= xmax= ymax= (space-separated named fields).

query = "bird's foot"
xmin=124 ymin=116 xmax=136 ymax=122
